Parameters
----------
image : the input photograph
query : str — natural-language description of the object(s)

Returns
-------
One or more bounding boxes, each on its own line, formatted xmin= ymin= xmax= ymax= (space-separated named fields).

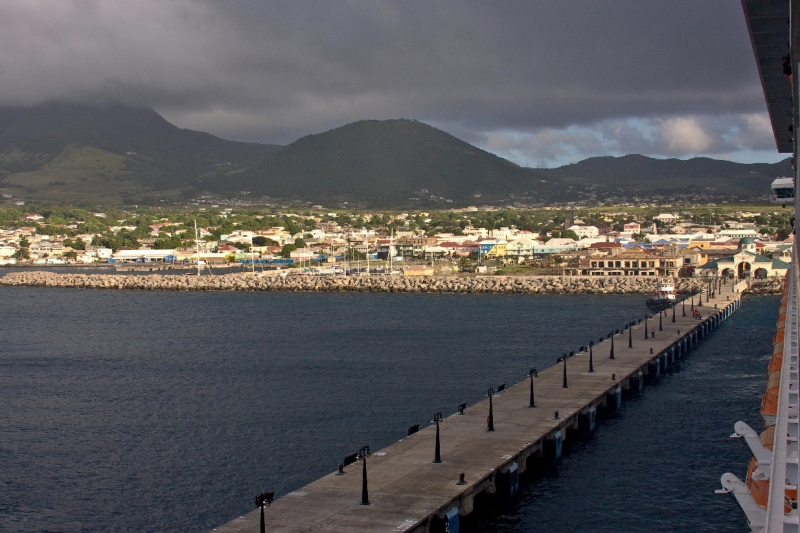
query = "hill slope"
xmin=546 ymin=154 xmax=790 ymax=197
xmin=223 ymin=119 xmax=791 ymax=205
xmin=221 ymin=119 xmax=533 ymax=203
xmin=0 ymin=103 xmax=280 ymax=201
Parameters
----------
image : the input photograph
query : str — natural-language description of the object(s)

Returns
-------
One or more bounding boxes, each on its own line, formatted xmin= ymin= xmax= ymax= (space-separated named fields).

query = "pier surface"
xmin=212 ymin=284 xmax=743 ymax=533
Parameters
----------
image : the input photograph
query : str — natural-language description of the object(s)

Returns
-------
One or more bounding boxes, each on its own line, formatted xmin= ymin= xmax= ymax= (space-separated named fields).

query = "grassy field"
xmin=0 ymin=145 xmax=182 ymax=204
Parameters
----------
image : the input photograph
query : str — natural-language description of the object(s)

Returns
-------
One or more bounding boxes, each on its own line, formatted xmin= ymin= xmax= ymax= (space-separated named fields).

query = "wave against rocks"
xmin=0 ymin=271 xmax=773 ymax=294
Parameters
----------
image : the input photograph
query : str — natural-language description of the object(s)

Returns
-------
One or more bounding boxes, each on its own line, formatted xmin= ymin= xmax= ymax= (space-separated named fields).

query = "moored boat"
xmin=645 ymin=278 xmax=676 ymax=311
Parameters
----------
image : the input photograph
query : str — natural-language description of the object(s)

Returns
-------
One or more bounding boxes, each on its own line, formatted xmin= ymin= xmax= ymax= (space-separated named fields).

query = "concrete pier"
xmin=211 ymin=283 xmax=745 ymax=533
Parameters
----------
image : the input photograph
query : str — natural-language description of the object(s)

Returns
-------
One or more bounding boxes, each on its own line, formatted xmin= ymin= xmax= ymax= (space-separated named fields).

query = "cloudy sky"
xmin=0 ymin=1 xmax=783 ymax=167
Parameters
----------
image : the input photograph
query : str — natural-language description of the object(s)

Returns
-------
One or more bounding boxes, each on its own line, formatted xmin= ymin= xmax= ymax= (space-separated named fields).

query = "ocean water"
xmin=0 ymin=287 xmax=776 ymax=533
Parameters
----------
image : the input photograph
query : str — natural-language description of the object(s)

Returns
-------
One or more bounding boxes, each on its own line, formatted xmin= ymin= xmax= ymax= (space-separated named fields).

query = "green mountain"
xmin=223 ymin=119 xmax=790 ymax=205
xmin=545 ymin=154 xmax=791 ymax=197
xmin=219 ymin=119 xmax=531 ymax=203
xmin=0 ymin=103 xmax=279 ymax=203
xmin=0 ymin=105 xmax=790 ymax=206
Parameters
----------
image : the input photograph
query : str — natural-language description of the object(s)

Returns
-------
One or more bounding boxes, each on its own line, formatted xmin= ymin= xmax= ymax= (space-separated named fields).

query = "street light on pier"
xmin=528 ymin=367 xmax=538 ymax=407
xmin=562 ymin=353 xmax=568 ymax=388
xmin=609 ymin=331 xmax=615 ymax=359
xmin=659 ymin=311 xmax=663 ymax=331
xmin=432 ymin=412 xmax=443 ymax=463
xmin=588 ymin=341 xmax=594 ymax=373
xmin=672 ymin=302 xmax=676 ymax=323
xmin=645 ymin=314 xmax=649 ymax=339
xmin=487 ymin=387 xmax=495 ymax=432
xmin=682 ymin=298 xmax=686 ymax=317
xmin=358 ymin=445 xmax=371 ymax=505
xmin=255 ymin=491 xmax=275 ymax=533
xmin=628 ymin=323 xmax=633 ymax=348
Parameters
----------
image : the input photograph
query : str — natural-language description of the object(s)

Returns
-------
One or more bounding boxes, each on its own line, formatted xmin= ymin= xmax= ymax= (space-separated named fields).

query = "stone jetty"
xmin=0 ymin=271 xmax=755 ymax=294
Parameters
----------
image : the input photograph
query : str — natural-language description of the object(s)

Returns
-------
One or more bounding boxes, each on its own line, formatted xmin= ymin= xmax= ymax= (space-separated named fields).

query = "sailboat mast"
xmin=195 ymin=219 xmax=201 ymax=277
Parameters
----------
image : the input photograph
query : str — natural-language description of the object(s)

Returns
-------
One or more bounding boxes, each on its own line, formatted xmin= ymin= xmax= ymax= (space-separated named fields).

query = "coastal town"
xmin=0 ymin=205 xmax=792 ymax=280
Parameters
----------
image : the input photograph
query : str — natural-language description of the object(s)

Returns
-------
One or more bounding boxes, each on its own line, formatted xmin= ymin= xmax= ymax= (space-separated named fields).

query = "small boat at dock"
xmin=646 ymin=279 xmax=676 ymax=311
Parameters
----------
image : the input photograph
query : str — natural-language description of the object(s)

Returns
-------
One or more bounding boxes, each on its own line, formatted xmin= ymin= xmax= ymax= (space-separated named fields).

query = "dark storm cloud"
xmin=0 ymin=1 xmax=775 ymax=162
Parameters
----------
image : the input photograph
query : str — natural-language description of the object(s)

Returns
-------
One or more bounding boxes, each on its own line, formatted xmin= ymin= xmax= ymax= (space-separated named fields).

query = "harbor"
xmin=212 ymin=280 xmax=746 ymax=533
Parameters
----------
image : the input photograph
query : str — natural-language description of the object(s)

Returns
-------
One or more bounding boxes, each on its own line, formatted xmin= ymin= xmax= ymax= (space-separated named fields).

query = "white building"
xmin=568 ymin=225 xmax=599 ymax=239
xmin=718 ymin=229 xmax=760 ymax=240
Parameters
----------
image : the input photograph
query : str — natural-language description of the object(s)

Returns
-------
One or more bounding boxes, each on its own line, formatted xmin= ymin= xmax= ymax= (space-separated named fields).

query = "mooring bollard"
xmin=612 ymin=373 xmax=616 ymax=380
xmin=337 ymin=464 xmax=345 ymax=475
xmin=554 ymin=411 xmax=559 ymax=419
xmin=457 ymin=473 xmax=465 ymax=485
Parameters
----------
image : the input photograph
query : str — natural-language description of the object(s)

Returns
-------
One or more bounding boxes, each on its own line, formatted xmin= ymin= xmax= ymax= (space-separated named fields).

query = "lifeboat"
xmin=760 ymin=371 xmax=781 ymax=427
xmin=769 ymin=344 xmax=784 ymax=373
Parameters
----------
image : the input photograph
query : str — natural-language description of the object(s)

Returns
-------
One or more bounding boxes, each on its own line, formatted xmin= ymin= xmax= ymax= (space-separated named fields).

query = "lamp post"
xmin=255 ymin=491 xmax=275 ymax=533
xmin=487 ymin=387 xmax=495 ymax=432
xmin=588 ymin=342 xmax=594 ymax=373
xmin=358 ymin=445 xmax=371 ymax=505
xmin=682 ymin=298 xmax=686 ymax=317
xmin=628 ymin=323 xmax=632 ymax=348
xmin=645 ymin=314 xmax=649 ymax=339
xmin=610 ymin=331 xmax=615 ymax=359
xmin=528 ymin=367 xmax=538 ymax=407
xmin=562 ymin=353 xmax=568 ymax=388
xmin=691 ymin=295 xmax=694 ymax=310
xmin=432 ymin=412 xmax=443 ymax=463
xmin=672 ymin=302 xmax=676 ymax=323
xmin=659 ymin=311 xmax=663 ymax=331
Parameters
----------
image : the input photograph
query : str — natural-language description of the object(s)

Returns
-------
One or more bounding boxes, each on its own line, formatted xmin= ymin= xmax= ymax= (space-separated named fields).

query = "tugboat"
xmin=646 ymin=278 xmax=676 ymax=311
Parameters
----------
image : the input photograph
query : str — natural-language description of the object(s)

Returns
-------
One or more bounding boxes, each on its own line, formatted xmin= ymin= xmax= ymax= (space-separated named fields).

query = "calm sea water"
xmin=0 ymin=287 xmax=776 ymax=533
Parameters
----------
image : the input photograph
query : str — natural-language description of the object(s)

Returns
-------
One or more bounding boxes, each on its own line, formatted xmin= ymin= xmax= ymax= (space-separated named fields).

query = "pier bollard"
xmin=457 ymin=473 xmax=466 ymax=485
xmin=337 ymin=464 xmax=345 ymax=475
xmin=458 ymin=402 xmax=466 ymax=415
xmin=554 ymin=411 xmax=559 ymax=419
xmin=650 ymin=348 xmax=653 ymax=354
xmin=612 ymin=373 xmax=616 ymax=380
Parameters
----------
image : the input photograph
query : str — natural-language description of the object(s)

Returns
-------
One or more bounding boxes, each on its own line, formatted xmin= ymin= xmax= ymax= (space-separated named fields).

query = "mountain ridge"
xmin=0 ymin=103 xmax=790 ymax=205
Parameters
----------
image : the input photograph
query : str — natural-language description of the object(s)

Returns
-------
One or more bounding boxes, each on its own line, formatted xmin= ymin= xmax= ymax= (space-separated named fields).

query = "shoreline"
xmin=0 ymin=271 xmax=784 ymax=294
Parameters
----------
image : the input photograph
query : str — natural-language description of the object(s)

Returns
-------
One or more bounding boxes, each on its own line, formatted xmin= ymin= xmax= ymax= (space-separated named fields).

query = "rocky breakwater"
xmin=0 ymin=271 xmax=715 ymax=295
xmin=745 ymin=279 xmax=785 ymax=295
